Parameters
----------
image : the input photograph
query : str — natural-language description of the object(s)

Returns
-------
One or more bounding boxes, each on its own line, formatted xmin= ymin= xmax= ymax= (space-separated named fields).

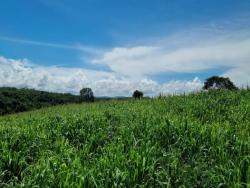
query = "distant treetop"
xmin=80 ymin=88 xmax=95 ymax=102
xmin=133 ymin=90 xmax=143 ymax=99
xmin=203 ymin=76 xmax=238 ymax=90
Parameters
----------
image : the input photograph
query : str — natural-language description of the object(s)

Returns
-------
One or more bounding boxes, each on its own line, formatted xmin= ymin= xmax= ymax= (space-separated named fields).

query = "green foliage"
xmin=0 ymin=87 xmax=79 ymax=115
xmin=80 ymin=88 xmax=94 ymax=103
xmin=0 ymin=89 xmax=249 ymax=187
xmin=203 ymin=76 xmax=238 ymax=90
xmin=132 ymin=90 xmax=143 ymax=99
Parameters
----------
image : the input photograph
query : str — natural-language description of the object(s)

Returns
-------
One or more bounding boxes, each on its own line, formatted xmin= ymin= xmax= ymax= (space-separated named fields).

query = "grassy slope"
xmin=0 ymin=90 xmax=249 ymax=187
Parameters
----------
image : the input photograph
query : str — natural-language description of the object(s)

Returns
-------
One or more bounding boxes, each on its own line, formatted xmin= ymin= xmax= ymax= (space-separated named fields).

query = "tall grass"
xmin=0 ymin=90 xmax=249 ymax=187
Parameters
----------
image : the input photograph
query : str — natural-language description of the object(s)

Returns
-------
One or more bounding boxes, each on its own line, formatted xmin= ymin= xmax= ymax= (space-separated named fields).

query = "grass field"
xmin=0 ymin=90 xmax=249 ymax=187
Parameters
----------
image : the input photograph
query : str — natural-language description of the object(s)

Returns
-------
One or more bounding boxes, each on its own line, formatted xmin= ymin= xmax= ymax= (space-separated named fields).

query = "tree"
xmin=133 ymin=90 xmax=143 ymax=99
xmin=203 ymin=76 xmax=238 ymax=90
xmin=80 ymin=88 xmax=94 ymax=102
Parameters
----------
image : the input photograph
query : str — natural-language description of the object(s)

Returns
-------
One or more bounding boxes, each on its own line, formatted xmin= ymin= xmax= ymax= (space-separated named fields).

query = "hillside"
xmin=0 ymin=87 xmax=130 ymax=116
xmin=0 ymin=87 xmax=79 ymax=115
xmin=0 ymin=90 xmax=249 ymax=187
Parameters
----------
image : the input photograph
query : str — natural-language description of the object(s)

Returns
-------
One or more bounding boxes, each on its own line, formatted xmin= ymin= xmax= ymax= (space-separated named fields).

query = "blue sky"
xmin=1 ymin=0 xmax=250 ymax=96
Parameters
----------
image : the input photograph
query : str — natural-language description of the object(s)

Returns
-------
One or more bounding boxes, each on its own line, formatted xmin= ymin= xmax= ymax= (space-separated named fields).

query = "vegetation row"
xmin=0 ymin=76 xmax=239 ymax=115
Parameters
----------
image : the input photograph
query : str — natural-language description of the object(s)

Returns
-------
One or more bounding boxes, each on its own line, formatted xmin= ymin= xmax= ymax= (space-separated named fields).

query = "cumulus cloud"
xmin=2 ymin=27 xmax=250 ymax=96
xmin=92 ymin=35 xmax=250 ymax=86
xmin=0 ymin=56 xmax=202 ymax=96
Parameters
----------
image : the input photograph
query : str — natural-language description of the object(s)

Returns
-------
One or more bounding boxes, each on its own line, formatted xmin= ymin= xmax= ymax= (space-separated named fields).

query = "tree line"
xmin=0 ymin=87 xmax=79 ymax=115
xmin=0 ymin=76 xmax=238 ymax=115
xmin=80 ymin=76 xmax=238 ymax=102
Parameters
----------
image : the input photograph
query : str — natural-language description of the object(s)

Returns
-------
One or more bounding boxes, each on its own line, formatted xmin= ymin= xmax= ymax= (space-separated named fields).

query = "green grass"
xmin=0 ymin=90 xmax=249 ymax=187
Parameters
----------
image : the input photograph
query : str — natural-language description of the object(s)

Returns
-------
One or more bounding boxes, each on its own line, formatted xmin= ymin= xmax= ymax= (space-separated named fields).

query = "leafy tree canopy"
xmin=80 ymin=88 xmax=95 ymax=102
xmin=133 ymin=90 xmax=143 ymax=99
xmin=203 ymin=76 xmax=238 ymax=90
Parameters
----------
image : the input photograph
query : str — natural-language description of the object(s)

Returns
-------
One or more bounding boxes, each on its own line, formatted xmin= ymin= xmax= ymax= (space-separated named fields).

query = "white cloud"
xmin=92 ymin=35 xmax=250 ymax=86
xmin=0 ymin=56 xmax=202 ymax=96
xmin=1 ymin=27 xmax=250 ymax=96
xmin=223 ymin=65 xmax=250 ymax=87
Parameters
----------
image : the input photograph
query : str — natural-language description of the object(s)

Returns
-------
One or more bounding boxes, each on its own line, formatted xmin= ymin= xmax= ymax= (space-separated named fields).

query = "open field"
xmin=0 ymin=90 xmax=249 ymax=187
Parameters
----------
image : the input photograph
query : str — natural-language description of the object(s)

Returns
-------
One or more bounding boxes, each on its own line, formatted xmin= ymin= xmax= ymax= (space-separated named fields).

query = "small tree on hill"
xmin=203 ymin=76 xmax=238 ymax=90
xmin=80 ymin=88 xmax=94 ymax=102
xmin=133 ymin=90 xmax=143 ymax=99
